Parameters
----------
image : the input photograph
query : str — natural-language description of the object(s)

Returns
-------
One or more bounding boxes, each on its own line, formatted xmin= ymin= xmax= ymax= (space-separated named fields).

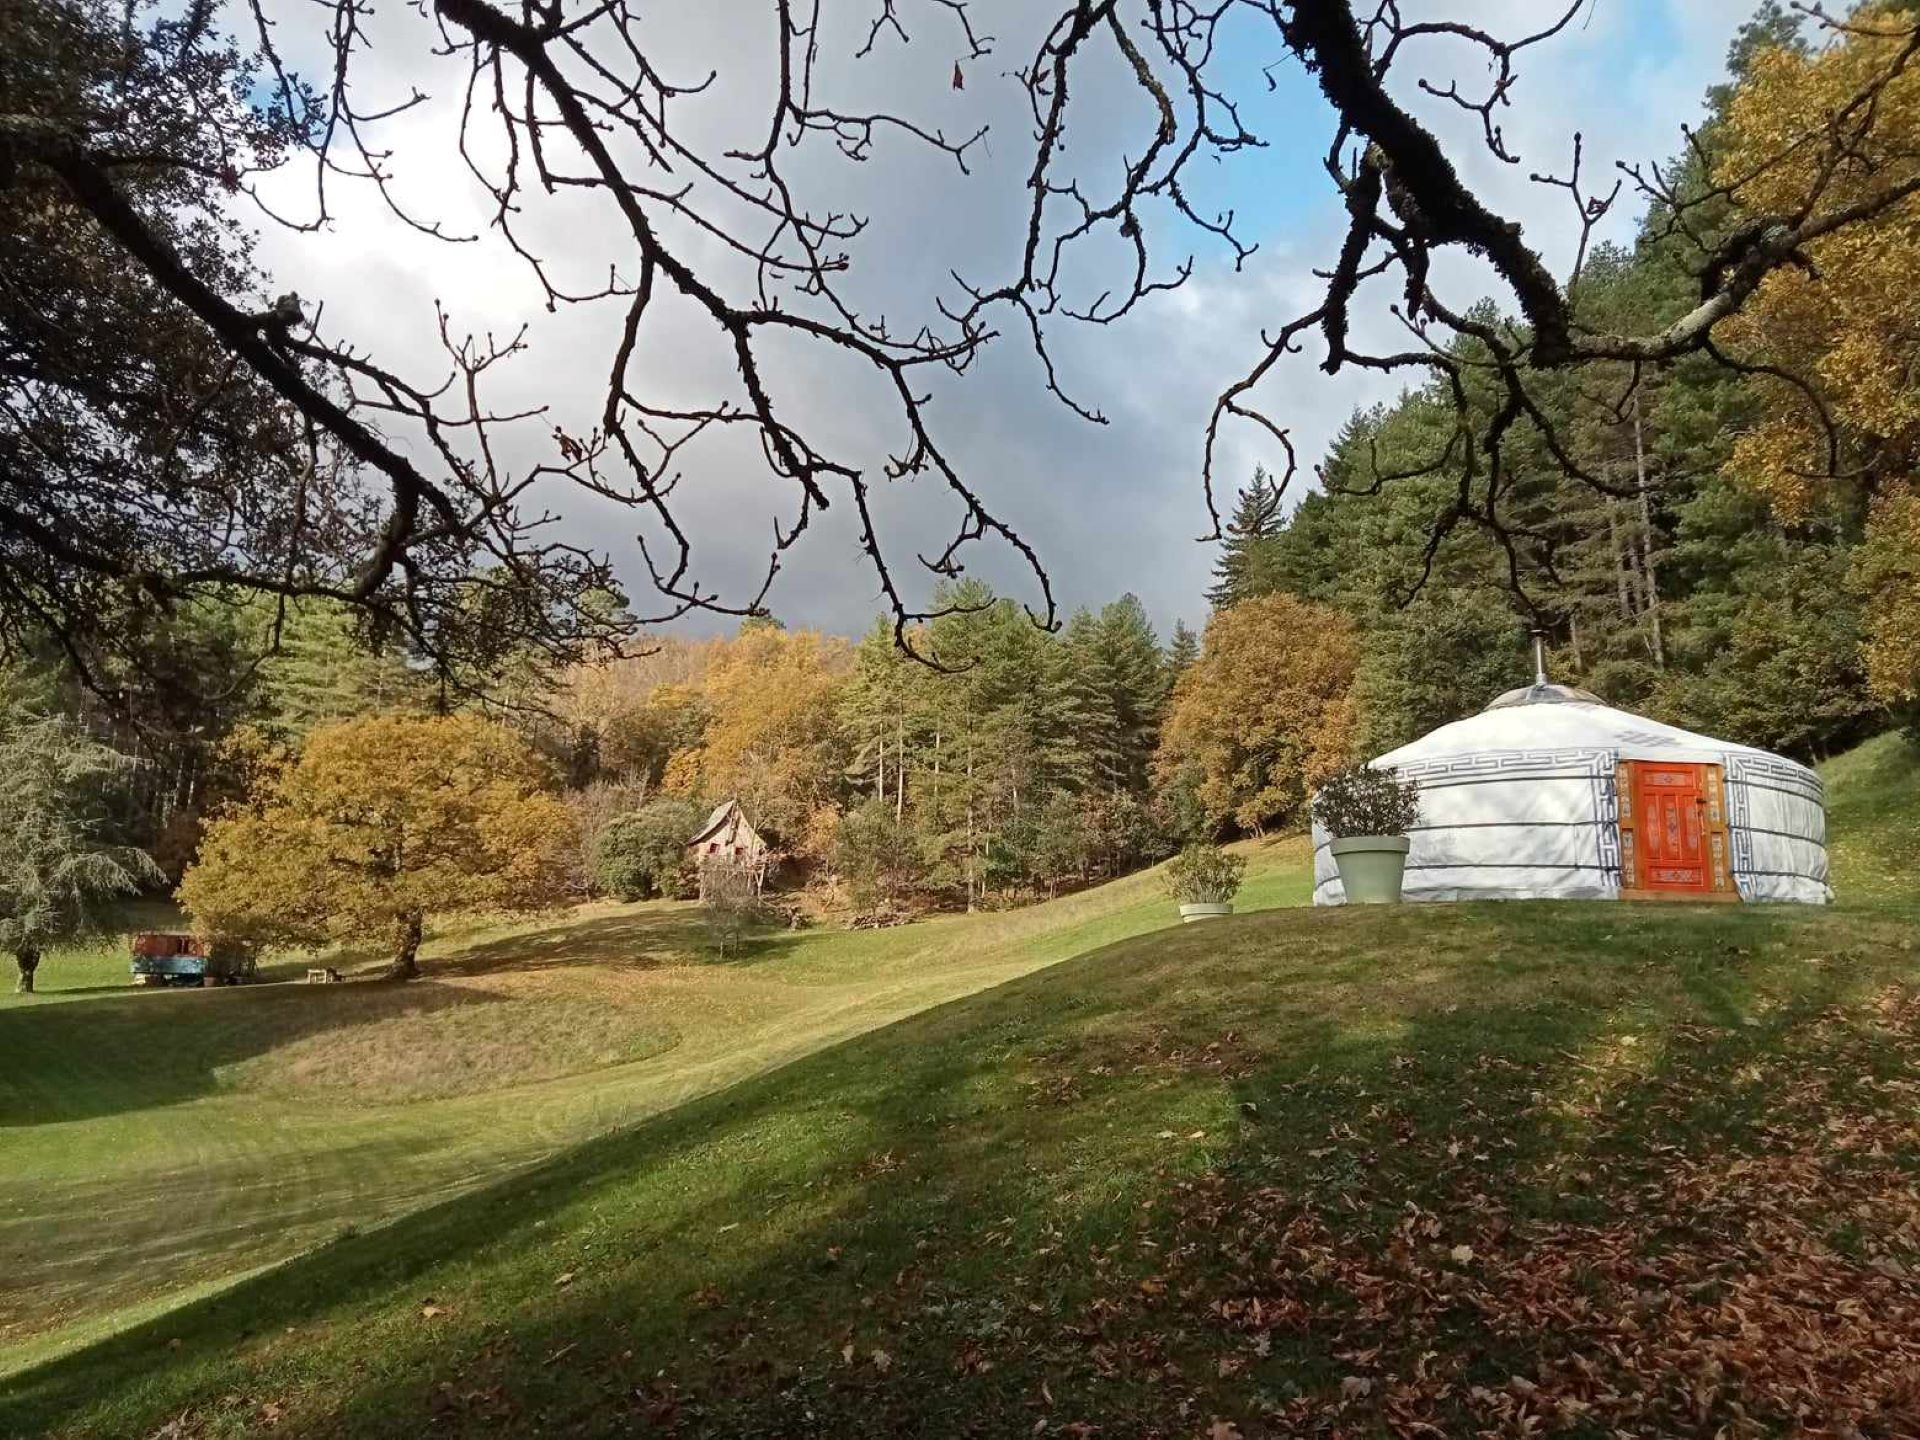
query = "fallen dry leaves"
xmin=636 ymin=985 xmax=1920 ymax=1438
xmin=1076 ymin=986 xmax=1920 ymax=1437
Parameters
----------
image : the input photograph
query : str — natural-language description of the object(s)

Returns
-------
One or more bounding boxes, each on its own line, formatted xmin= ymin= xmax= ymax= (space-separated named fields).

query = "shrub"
xmin=1028 ymin=792 xmax=1171 ymax=895
xmin=1313 ymin=765 xmax=1422 ymax=839
xmin=1162 ymin=843 xmax=1246 ymax=905
xmin=567 ymin=777 xmax=652 ymax=895
xmin=594 ymin=798 xmax=705 ymax=901
xmin=832 ymin=800 xmax=926 ymax=911
xmin=1026 ymin=794 xmax=1094 ymax=895
xmin=1151 ymin=762 xmax=1212 ymax=846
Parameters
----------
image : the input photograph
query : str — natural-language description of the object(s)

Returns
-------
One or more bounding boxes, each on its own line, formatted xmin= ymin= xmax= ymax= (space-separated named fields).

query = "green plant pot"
xmin=1178 ymin=902 xmax=1234 ymax=924
xmin=1329 ymin=835 xmax=1411 ymax=904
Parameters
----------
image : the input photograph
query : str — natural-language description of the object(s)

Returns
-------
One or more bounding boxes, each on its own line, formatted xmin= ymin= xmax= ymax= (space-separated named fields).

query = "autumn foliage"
xmin=1155 ymin=595 xmax=1359 ymax=832
xmin=661 ymin=625 xmax=851 ymax=843
xmin=1855 ymin=485 xmax=1920 ymax=701
xmin=180 ymin=714 xmax=573 ymax=978
xmin=1721 ymin=5 xmax=1920 ymax=701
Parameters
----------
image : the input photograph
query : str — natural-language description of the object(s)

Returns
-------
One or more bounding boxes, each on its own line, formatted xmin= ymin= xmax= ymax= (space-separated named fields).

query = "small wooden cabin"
xmin=688 ymin=800 xmax=772 ymax=895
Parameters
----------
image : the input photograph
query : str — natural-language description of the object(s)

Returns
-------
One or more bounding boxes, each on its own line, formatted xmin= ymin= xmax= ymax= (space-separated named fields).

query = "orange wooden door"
xmin=1633 ymin=763 xmax=1713 ymax=892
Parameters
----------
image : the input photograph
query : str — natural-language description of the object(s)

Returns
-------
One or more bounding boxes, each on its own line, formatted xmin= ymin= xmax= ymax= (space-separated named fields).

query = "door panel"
xmin=1618 ymin=760 xmax=1736 ymax=900
xmin=1638 ymin=765 xmax=1708 ymax=889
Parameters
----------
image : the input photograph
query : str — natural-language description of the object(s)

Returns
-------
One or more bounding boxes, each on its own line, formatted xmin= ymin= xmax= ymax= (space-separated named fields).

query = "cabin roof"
xmin=688 ymin=799 xmax=763 ymax=849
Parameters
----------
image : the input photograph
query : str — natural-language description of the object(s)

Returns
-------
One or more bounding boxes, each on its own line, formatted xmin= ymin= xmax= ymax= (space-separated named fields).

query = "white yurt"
xmin=1312 ymin=664 xmax=1832 ymax=907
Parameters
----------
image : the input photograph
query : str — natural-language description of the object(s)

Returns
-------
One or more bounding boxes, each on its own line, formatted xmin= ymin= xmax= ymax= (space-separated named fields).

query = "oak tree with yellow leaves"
xmin=1720 ymin=4 xmax=1920 ymax=700
xmin=662 ymin=626 xmax=852 ymax=845
xmin=179 ymin=714 xmax=573 ymax=979
xmin=1154 ymin=595 xmax=1359 ymax=833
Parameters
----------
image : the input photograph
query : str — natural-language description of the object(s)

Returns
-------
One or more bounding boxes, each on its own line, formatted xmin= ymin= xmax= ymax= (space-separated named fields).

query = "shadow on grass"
xmin=0 ymin=905 xmax=802 ymax=1130
xmin=438 ymin=909 xmax=707 ymax=977
xmin=0 ymin=982 xmax=508 ymax=1128
xmin=3 ymin=906 xmax=741 ymax=1136
xmin=435 ymin=907 xmax=810 ymax=977
xmin=9 ymin=981 xmax=158 ymax=1000
xmin=13 ymin=898 xmax=1915 ymax=1437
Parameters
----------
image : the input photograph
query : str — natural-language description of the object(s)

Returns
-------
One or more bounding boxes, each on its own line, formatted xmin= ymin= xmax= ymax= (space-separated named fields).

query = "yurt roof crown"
xmin=1485 ymin=634 xmax=1601 ymax=711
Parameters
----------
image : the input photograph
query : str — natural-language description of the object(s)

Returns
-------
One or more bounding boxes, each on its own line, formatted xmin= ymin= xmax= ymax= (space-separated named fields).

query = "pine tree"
xmin=1165 ymin=620 xmax=1199 ymax=675
xmin=1206 ymin=467 xmax=1285 ymax=609
xmin=1086 ymin=596 xmax=1163 ymax=793
xmin=842 ymin=617 xmax=914 ymax=816
xmin=917 ymin=583 xmax=1091 ymax=903
xmin=1061 ymin=608 xmax=1116 ymax=790
xmin=1161 ymin=620 xmax=1200 ymax=722
xmin=1353 ymin=595 xmax=1531 ymax=754
xmin=256 ymin=599 xmax=425 ymax=738
xmin=919 ymin=580 xmax=1002 ymax=908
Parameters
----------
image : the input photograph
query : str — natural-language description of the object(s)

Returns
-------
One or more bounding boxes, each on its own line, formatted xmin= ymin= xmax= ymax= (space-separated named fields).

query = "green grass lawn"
xmin=2 ymin=737 xmax=1915 ymax=1438
xmin=1822 ymin=730 xmax=1920 ymax=907
xmin=0 ymin=838 xmax=1311 ymax=1384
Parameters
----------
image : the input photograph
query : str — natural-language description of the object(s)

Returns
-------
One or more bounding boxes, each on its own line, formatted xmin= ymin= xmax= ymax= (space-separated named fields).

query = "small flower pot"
xmin=1178 ymin=902 xmax=1234 ymax=924
xmin=1329 ymin=835 xmax=1411 ymax=904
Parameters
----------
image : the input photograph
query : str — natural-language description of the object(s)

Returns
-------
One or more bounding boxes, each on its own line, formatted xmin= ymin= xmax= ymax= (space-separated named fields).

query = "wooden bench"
xmin=306 ymin=967 xmax=342 ymax=984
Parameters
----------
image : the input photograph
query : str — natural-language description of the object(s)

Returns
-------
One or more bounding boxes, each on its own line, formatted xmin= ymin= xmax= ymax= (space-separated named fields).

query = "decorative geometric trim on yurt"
xmin=1720 ymin=752 xmax=1828 ymax=899
xmin=1722 ymin=754 xmax=1757 ymax=887
xmin=1390 ymin=745 xmax=1614 ymax=785
xmin=1593 ymin=757 xmax=1622 ymax=884
xmin=1723 ymin=752 xmax=1825 ymax=801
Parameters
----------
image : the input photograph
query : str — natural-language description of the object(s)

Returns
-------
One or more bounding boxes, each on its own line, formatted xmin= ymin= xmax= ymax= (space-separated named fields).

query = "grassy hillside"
xmin=1822 ymin=729 xmax=1920 ymax=907
xmin=3 ymin=734 xmax=1913 ymax=1437
xmin=0 ymin=839 xmax=1311 ymax=1377
xmin=7 ymin=887 xmax=1918 ymax=1437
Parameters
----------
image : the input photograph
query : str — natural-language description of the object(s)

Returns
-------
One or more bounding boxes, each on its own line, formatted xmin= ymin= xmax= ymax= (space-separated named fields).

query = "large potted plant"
xmin=1163 ymin=842 xmax=1246 ymax=923
xmin=1314 ymin=766 xmax=1422 ymax=904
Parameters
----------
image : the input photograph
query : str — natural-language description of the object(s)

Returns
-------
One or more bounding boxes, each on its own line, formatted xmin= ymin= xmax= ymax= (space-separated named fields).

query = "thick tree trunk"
xmin=389 ymin=912 xmax=424 ymax=980
xmin=14 ymin=947 xmax=40 ymax=994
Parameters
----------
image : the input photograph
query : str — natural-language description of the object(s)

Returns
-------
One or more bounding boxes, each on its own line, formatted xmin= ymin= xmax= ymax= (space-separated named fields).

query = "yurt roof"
xmin=1375 ymin=690 xmax=1804 ymax=773
xmin=1484 ymin=680 xmax=1603 ymax=710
